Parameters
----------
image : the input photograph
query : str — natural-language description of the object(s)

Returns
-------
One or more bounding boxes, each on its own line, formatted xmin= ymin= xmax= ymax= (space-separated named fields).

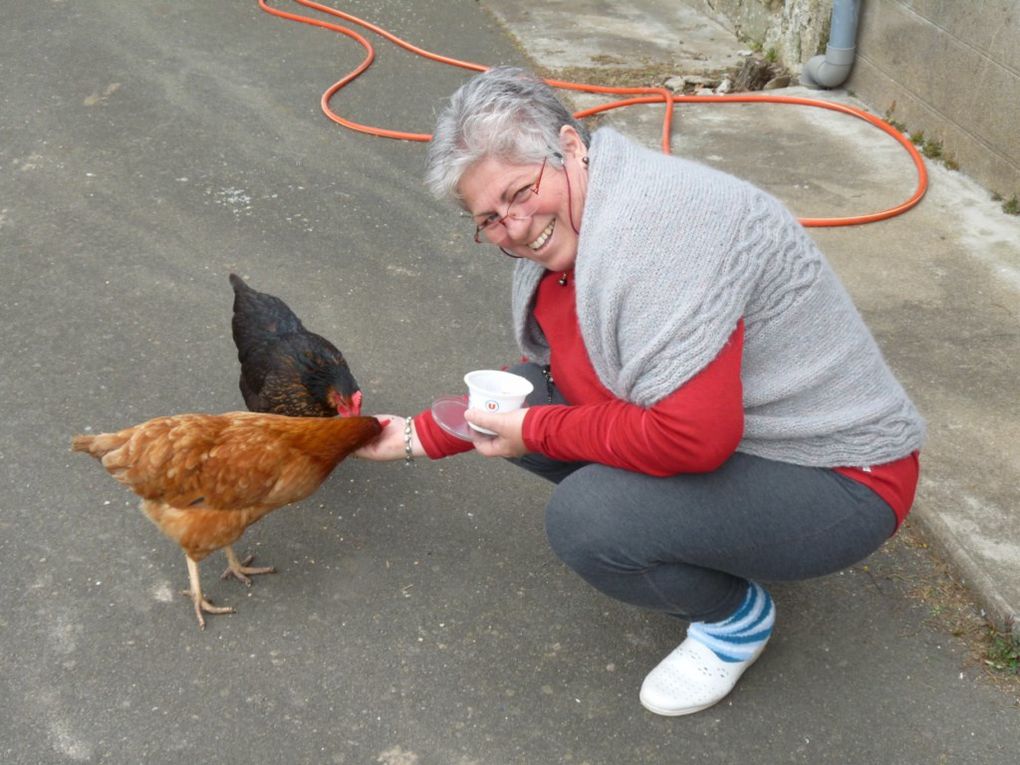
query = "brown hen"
xmin=72 ymin=412 xmax=382 ymax=628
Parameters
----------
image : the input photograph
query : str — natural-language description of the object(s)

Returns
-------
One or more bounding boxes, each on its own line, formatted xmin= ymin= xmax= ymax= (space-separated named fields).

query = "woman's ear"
xmin=558 ymin=125 xmax=586 ymax=163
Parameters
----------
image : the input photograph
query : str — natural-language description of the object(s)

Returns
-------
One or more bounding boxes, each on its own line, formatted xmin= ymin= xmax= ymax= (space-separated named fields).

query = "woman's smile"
xmin=528 ymin=218 xmax=555 ymax=251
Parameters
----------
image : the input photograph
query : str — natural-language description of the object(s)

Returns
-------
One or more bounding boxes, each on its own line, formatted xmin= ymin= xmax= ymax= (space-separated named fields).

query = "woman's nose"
xmin=501 ymin=214 xmax=532 ymax=239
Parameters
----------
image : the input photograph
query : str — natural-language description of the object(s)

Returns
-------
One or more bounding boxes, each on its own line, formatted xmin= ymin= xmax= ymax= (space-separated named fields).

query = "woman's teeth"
xmin=529 ymin=219 xmax=555 ymax=250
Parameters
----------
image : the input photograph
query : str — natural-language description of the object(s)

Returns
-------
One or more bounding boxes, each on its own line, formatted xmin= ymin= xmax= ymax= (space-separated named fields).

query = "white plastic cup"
xmin=463 ymin=370 xmax=534 ymax=435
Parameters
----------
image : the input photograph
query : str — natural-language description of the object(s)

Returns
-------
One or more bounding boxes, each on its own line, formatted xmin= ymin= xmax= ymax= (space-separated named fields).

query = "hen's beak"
xmin=336 ymin=390 xmax=363 ymax=418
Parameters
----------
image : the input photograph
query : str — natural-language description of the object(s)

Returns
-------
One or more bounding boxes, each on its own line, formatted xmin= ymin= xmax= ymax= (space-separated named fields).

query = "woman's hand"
xmin=355 ymin=414 xmax=423 ymax=461
xmin=464 ymin=408 xmax=529 ymax=458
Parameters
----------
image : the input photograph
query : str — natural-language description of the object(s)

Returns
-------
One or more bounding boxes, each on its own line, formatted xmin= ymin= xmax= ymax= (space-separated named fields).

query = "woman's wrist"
xmin=403 ymin=416 xmax=415 ymax=465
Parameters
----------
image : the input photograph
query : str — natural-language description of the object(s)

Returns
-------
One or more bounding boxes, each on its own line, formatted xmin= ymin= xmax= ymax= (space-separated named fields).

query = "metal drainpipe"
xmin=800 ymin=0 xmax=861 ymax=88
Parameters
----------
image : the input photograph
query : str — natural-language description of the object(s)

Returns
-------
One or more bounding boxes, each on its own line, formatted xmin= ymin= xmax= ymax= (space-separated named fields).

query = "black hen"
xmin=229 ymin=274 xmax=362 ymax=417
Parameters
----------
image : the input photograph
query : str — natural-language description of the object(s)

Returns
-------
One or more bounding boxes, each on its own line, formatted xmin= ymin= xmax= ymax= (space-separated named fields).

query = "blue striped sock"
xmin=687 ymin=582 xmax=775 ymax=663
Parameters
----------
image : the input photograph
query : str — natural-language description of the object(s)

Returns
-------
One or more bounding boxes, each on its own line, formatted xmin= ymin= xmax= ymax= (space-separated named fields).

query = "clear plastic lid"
xmin=430 ymin=395 xmax=473 ymax=441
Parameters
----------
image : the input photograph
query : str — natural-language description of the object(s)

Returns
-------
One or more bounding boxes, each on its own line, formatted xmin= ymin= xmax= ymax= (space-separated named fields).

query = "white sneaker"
xmin=639 ymin=635 xmax=768 ymax=716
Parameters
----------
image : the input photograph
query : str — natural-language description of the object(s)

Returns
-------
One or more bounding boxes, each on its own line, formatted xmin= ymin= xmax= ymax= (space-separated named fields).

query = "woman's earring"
xmin=582 ymin=156 xmax=589 ymax=167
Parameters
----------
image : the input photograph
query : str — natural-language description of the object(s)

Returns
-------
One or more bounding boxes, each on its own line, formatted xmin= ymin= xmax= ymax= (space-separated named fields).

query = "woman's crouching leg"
xmin=543 ymin=464 xmax=746 ymax=623
xmin=542 ymin=453 xmax=896 ymax=623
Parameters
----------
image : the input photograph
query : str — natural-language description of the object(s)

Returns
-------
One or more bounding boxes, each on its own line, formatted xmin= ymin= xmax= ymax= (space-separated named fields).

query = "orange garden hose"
xmin=257 ymin=0 xmax=928 ymax=227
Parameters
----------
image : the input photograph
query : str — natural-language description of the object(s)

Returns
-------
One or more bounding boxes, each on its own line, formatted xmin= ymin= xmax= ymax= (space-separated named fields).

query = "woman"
xmin=357 ymin=66 xmax=925 ymax=716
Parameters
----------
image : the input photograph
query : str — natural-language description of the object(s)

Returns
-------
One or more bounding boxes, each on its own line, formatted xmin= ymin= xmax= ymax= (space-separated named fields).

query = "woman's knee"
xmin=543 ymin=476 xmax=620 ymax=573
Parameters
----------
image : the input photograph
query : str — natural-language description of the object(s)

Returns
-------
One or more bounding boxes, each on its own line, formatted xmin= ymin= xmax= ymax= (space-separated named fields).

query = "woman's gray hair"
xmin=425 ymin=66 xmax=590 ymax=203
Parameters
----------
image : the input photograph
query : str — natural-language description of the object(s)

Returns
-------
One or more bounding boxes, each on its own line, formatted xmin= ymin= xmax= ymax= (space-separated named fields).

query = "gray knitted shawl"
xmin=511 ymin=128 xmax=925 ymax=467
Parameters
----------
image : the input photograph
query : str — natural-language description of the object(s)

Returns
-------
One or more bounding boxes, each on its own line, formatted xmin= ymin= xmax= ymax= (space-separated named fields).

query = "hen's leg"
xmin=221 ymin=545 xmax=277 ymax=586
xmin=183 ymin=556 xmax=234 ymax=629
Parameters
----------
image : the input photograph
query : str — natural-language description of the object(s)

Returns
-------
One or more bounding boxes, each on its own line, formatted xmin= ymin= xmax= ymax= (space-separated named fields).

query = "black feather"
xmin=228 ymin=274 xmax=360 ymax=417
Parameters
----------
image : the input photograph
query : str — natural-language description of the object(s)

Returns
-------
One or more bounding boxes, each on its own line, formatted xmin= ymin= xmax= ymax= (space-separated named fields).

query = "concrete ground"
xmin=1 ymin=1 xmax=1018 ymax=763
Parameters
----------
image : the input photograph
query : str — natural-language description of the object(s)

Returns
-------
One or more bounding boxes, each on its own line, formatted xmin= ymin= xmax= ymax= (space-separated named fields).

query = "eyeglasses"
xmin=473 ymin=157 xmax=548 ymax=245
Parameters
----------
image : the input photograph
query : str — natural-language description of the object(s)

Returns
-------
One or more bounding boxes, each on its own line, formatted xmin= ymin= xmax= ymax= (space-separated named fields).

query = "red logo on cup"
xmin=485 ymin=400 xmax=499 ymax=411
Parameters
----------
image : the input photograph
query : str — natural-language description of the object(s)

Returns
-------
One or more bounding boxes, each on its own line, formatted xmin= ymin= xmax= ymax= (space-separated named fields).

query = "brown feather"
xmin=72 ymin=412 xmax=382 ymax=558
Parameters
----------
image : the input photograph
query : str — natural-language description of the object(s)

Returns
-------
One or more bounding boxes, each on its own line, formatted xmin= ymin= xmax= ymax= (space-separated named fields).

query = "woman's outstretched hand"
xmin=464 ymin=408 xmax=529 ymax=458
xmin=354 ymin=414 xmax=419 ymax=461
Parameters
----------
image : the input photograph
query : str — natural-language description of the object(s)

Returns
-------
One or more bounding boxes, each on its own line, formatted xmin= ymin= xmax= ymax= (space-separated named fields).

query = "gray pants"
xmin=509 ymin=363 xmax=897 ymax=623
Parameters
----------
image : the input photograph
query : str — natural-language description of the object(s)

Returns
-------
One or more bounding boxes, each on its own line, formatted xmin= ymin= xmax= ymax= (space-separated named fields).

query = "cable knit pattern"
xmin=512 ymin=128 xmax=925 ymax=468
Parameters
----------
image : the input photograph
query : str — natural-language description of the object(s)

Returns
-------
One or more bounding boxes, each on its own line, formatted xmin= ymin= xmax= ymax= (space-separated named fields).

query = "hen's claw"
xmin=183 ymin=592 xmax=235 ymax=629
xmin=221 ymin=548 xmax=277 ymax=585
xmin=183 ymin=555 xmax=238 ymax=629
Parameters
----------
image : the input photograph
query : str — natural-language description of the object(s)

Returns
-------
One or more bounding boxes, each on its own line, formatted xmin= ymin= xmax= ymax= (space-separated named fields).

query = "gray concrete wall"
xmin=687 ymin=0 xmax=1020 ymax=199
xmin=850 ymin=0 xmax=1020 ymax=200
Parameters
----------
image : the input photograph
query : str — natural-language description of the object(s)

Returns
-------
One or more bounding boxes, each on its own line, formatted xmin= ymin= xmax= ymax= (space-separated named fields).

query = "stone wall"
xmin=686 ymin=0 xmax=831 ymax=63
xmin=686 ymin=0 xmax=1020 ymax=199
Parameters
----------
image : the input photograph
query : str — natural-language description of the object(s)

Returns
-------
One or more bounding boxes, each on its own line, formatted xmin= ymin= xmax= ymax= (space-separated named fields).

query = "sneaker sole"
xmin=639 ymin=691 xmax=732 ymax=717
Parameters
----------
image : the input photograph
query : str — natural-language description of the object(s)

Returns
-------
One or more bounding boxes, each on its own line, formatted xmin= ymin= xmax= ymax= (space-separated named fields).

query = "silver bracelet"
xmin=403 ymin=416 xmax=414 ymax=465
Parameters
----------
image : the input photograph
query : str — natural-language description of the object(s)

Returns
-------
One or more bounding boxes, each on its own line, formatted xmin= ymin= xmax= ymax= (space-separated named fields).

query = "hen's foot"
xmin=180 ymin=589 xmax=235 ymax=630
xmin=183 ymin=555 xmax=235 ymax=630
xmin=221 ymin=548 xmax=277 ymax=586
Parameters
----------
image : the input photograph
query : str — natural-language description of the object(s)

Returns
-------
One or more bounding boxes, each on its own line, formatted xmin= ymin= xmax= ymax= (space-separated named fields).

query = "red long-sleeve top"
xmin=416 ymin=270 xmax=918 ymax=528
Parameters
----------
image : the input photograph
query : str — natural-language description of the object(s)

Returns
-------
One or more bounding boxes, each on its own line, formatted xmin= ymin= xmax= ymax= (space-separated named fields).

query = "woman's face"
xmin=457 ymin=127 xmax=587 ymax=273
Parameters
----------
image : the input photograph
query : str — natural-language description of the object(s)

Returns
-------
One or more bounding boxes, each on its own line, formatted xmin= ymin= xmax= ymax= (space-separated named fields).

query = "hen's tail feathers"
xmin=70 ymin=434 xmax=96 ymax=454
xmin=229 ymin=273 xmax=309 ymax=356
xmin=71 ymin=431 xmax=129 ymax=459
xmin=228 ymin=273 xmax=248 ymax=293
